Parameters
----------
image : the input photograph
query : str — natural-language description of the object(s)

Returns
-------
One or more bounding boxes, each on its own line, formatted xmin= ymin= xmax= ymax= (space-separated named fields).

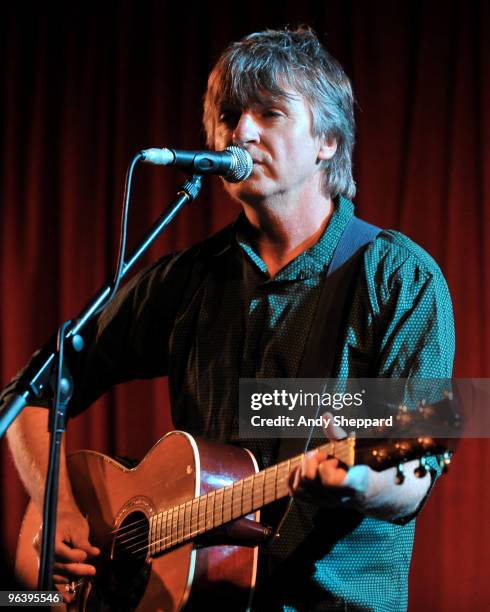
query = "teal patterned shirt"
xmin=59 ymin=196 xmax=455 ymax=611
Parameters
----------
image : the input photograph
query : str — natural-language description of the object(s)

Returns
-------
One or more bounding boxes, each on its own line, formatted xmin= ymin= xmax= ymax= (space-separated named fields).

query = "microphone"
xmin=139 ymin=145 xmax=253 ymax=183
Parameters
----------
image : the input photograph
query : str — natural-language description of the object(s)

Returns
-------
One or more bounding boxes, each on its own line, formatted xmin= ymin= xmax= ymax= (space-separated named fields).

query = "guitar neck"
xmin=148 ymin=438 xmax=355 ymax=556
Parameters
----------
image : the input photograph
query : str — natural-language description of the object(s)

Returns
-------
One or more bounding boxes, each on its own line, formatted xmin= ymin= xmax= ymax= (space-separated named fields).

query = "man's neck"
xmin=241 ymin=194 xmax=335 ymax=277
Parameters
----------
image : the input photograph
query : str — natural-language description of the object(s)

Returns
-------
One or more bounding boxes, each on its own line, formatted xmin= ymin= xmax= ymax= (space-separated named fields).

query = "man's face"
xmin=212 ymin=91 xmax=334 ymax=205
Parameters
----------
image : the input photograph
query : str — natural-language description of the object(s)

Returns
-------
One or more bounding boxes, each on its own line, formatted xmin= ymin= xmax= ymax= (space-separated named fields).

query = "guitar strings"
xmin=111 ymin=451 xmax=311 ymax=546
xmin=110 ymin=444 xmax=354 ymax=553
xmin=111 ymin=446 xmax=357 ymax=558
xmin=108 ymin=440 xmax=341 ymax=542
xmin=108 ymin=456 xmax=305 ymax=541
xmin=128 ymin=476 xmax=295 ymax=559
xmin=112 ymin=459 xmax=303 ymax=556
xmin=113 ymin=471 xmax=294 ymax=553
xmin=129 ymin=447 xmax=357 ymax=559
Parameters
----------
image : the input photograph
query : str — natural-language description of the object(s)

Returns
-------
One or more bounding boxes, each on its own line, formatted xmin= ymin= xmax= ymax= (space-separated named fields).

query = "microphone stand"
xmin=0 ymin=172 xmax=203 ymax=591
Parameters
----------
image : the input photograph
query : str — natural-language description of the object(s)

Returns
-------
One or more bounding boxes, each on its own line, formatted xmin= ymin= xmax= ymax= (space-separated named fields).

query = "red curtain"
xmin=1 ymin=2 xmax=489 ymax=609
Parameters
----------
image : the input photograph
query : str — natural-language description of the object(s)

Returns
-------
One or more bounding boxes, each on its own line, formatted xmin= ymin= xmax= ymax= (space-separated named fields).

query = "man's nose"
xmin=232 ymin=112 xmax=260 ymax=146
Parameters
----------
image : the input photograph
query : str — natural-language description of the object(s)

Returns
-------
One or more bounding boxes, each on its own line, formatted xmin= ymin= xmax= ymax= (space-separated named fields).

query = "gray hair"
xmin=203 ymin=27 xmax=356 ymax=199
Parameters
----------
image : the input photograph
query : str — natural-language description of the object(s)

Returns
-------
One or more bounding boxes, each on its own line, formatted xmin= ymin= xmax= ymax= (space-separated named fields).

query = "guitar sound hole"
xmin=113 ymin=511 xmax=150 ymax=571
xmin=88 ymin=511 xmax=150 ymax=611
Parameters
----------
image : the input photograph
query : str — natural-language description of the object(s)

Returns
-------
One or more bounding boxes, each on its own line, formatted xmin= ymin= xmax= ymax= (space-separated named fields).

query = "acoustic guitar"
xmin=15 ymin=403 xmax=457 ymax=611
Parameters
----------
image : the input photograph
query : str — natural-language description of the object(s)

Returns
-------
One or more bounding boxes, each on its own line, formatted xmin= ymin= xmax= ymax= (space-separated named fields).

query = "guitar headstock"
xmin=355 ymin=436 xmax=454 ymax=477
xmin=350 ymin=394 xmax=460 ymax=480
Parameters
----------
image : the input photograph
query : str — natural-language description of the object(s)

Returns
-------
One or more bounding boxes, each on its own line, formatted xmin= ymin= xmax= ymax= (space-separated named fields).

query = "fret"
xmin=161 ymin=509 xmax=168 ymax=552
xmin=289 ymin=455 xmax=302 ymax=472
xmin=277 ymin=460 xmax=290 ymax=498
xmin=223 ymin=485 xmax=233 ymax=523
xmin=252 ymin=470 xmax=265 ymax=509
xmin=156 ymin=514 xmax=162 ymax=555
xmin=149 ymin=515 xmax=155 ymax=556
xmin=163 ymin=511 xmax=168 ymax=552
xmin=191 ymin=497 xmax=199 ymax=539
xmin=275 ymin=463 xmax=283 ymax=499
xmin=276 ymin=460 xmax=288 ymax=477
xmin=155 ymin=510 xmax=162 ymax=553
xmin=160 ymin=508 xmax=166 ymax=551
xmin=166 ymin=507 xmax=173 ymax=549
xmin=177 ymin=503 xmax=185 ymax=543
xmin=232 ymin=479 xmax=243 ymax=519
xmin=172 ymin=506 xmax=179 ymax=547
xmin=165 ymin=507 xmax=173 ymax=549
xmin=276 ymin=461 xmax=290 ymax=497
xmin=184 ymin=499 xmax=192 ymax=541
xmin=242 ymin=475 xmax=254 ymax=515
xmin=198 ymin=494 xmax=207 ymax=535
xmin=151 ymin=513 xmax=156 ymax=555
xmin=214 ymin=487 xmax=224 ymax=527
xmin=206 ymin=491 xmax=215 ymax=530
xmin=264 ymin=465 xmax=278 ymax=505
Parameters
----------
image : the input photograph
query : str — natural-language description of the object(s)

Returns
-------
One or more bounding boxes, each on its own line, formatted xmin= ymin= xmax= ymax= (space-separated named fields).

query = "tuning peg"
xmin=439 ymin=451 xmax=452 ymax=474
xmin=395 ymin=464 xmax=405 ymax=485
xmin=414 ymin=457 xmax=428 ymax=478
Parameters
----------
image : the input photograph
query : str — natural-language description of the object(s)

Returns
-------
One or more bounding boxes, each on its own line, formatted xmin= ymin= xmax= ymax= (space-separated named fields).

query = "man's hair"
xmin=203 ymin=26 xmax=356 ymax=199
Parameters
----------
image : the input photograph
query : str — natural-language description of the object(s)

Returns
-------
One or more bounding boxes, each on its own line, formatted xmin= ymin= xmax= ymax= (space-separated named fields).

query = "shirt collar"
xmin=234 ymin=196 xmax=355 ymax=280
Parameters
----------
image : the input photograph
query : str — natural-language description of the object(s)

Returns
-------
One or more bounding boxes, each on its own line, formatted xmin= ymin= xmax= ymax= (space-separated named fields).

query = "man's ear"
xmin=318 ymin=135 xmax=337 ymax=161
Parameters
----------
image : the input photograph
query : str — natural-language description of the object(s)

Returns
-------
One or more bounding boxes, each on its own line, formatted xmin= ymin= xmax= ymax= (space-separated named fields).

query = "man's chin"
xmin=224 ymin=180 xmax=271 ymax=207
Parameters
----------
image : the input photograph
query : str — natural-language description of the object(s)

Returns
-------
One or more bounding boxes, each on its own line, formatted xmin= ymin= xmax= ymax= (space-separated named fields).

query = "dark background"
xmin=1 ymin=1 xmax=489 ymax=609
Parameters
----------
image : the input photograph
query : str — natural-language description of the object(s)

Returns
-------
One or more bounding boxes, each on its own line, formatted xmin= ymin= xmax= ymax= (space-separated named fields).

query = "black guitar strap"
xmin=266 ymin=215 xmax=381 ymax=568
xmin=298 ymin=216 xmax=380 ymax=377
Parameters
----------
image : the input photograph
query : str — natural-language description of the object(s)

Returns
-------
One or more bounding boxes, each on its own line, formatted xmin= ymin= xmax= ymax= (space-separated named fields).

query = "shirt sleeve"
xmin=0 ymin=252 xmax=183 ymax=418
xmin=366 ymin=230 xmax=455 ymax=381
xmin=365 ymin=230 xmax=455 ymax=522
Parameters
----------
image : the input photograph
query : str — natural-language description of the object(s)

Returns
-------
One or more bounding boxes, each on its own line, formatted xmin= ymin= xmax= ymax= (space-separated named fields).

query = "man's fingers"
xmin=318 ymin=458 xmax=348 ymax=486
xmin=31 ymin=510 xmax=100 ymax=588
xmin=54 ymin=541 xmax=90 ymax=563
xmin=288 ymin=453 xmax=336 ymax=491
xmin=53 ymin=575 xmax=70 ymax=585
xmin=60 ymin=527 xmax=101 ymax=557
xmin=53 ymin=561 xmax=96 ymax=578
xmin=55 ymin=539 xmax=100 ymax=561
xmin=288 ymin=451 xmax=352 ymax=505
xmin=323 ymin=412 xmax=348 ymax=440
xmin=299 ymin=449 xmax=329 ymax=480
xmin=300 ymin=452 xmax=319 ymax=481
xmin=288 ymin=465 xmax=300 ymax=495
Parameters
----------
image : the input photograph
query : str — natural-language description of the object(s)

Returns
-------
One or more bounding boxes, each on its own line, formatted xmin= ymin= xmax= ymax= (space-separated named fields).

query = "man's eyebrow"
xmin=257 ymin=90 xmax=301 ymax=107
xmin=217 ymin=92 xmax=297 ymax=115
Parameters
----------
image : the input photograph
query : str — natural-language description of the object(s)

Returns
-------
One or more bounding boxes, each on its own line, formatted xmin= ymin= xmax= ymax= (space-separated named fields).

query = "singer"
xmin=5 ymin=27 xmax=454 ymax=611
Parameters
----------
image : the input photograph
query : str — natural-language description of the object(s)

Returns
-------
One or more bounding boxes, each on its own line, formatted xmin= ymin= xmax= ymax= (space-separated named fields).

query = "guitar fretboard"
xmin=148 ymin=438 xmax=355 ymax=556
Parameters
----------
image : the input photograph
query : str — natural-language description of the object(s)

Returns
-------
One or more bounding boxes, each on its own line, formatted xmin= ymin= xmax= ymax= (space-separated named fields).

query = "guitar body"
xmin=16 ymin=431 xmax=259 ymax=611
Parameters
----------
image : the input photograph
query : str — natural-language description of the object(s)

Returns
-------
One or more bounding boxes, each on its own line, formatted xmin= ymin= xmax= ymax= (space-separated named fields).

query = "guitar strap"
xmin=266 ymin=215 xmax=381 ymax=569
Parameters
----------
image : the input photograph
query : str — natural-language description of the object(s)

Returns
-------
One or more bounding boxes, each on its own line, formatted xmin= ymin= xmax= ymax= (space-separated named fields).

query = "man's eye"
xmin=218 ymin=112 xmax=237 ymax=126
xmin=263 ymin=110 xmax=282 ymax=118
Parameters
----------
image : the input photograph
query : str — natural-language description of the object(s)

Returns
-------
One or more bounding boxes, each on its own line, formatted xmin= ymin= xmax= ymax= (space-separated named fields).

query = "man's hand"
xmin=288 ymin=412 xmax=363 ymax=508
xmin=287 ymin=449 xmax=356 ymax=507
xmin=287 ymin=412 xmax=432 ymax=521
xmin=7 ymin=407 xmax=100 ymax=598
xmin=33 ymin=506 xmax=100 ymax=601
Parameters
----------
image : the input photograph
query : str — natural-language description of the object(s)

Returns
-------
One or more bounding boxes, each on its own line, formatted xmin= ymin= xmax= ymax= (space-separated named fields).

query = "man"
xmin=5 ymin=27 xmax=454 ymax=610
